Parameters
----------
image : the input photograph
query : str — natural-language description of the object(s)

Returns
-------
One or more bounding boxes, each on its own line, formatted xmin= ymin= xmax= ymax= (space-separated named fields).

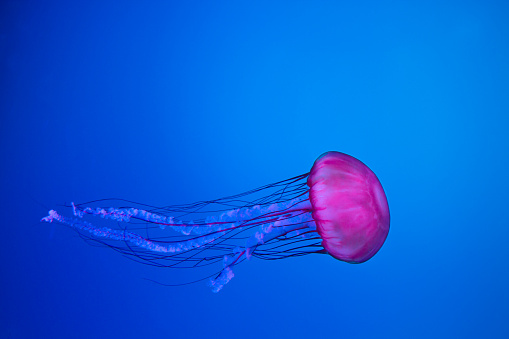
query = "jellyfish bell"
xmin=42 ymin=151 xmax=390 ymax=292
xmin=308 ymin=151 xmax=390 ymax=264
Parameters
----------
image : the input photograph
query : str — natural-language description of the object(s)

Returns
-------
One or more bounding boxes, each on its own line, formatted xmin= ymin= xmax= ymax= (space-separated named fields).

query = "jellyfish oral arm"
xmin=210 ymin=205 xmax=316 ymax=293
xmin=41 ymin=194 xmax=318 ymax=292
xmin=41 ymin=210 xmax=221 ymax=254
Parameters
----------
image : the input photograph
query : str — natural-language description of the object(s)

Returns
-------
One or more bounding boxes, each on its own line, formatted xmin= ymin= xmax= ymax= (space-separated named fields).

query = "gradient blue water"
xmin=1 ymin=1 xmax=508 ymax=338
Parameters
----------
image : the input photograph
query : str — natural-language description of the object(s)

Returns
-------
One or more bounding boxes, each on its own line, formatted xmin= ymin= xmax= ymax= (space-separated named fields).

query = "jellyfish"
xmin=42 ymin=151 xmax=390 ymax=292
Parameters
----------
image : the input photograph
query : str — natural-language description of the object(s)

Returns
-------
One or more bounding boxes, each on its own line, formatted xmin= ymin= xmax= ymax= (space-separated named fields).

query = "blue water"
xmin=1 ymin=1 xmax=508 ymax=338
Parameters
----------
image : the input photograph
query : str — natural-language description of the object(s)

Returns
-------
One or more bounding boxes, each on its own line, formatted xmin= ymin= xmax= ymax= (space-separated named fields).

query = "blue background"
xmin=1 ymin=1 xmax=508 ymax=338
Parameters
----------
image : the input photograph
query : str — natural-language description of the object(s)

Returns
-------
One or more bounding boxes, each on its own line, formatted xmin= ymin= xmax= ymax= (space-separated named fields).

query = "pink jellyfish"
xmin=42 ymin=151 xmax=390 ymax=292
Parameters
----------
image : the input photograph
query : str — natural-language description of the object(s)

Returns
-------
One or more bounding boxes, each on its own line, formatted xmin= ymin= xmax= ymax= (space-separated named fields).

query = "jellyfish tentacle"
xmin=208 ymin=199 xmax=316 ymax=292
xmin=41 ymin=210 xmax=227 ymax=254
xmin=42 ymin=171 xmax=344 ymax=292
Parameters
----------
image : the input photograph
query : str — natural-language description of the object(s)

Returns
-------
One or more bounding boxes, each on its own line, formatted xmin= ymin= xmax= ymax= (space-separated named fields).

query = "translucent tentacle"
xmin=208 ymin=198 xmax=316 ymax=292
xmin=42 ymin=210 xmax=225 ymax=254
xmin=41 ymin=174 xmax=318 ymax=292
